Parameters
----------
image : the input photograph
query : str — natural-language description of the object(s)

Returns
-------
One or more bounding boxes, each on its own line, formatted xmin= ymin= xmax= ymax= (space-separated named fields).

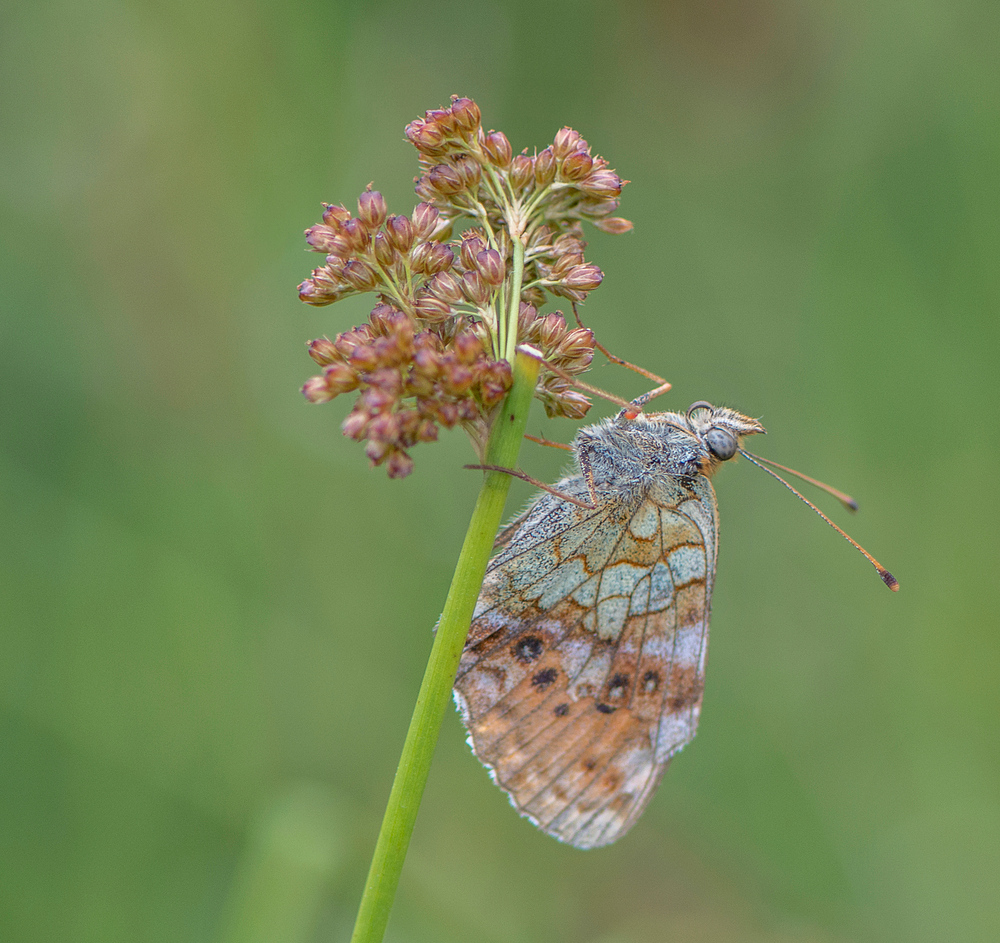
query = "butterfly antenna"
xmin=741 ymin=451 xmax=859 ymax=512
xmin=738 ymin=449 xmax=899 ymax=591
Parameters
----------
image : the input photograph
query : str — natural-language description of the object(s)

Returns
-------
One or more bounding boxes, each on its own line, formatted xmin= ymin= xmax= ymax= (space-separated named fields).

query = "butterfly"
xmin=453 ymin=401 xmax=767 ymax=848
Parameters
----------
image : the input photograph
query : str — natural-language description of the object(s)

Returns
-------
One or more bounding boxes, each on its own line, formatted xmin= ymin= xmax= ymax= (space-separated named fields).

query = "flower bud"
xmin=424 ymin=243 xmax=455 ymax=275
xmin=562 ymin=263 xmax=603 ymax=291
xmin=482 ymin=131 xmax=512 ymax=169
xmin=304 ymin=225 xmax=340 ymax=253
xmin=453 ymin=155 xmax=482 ymax=190
xmin=461 ymin=270 xmax=489 ymax=306
xmin=341 ymin=409 xmax=369 ymax=439
xmin=510 ymin=154 xmax=534 ymax=190
xmin=428 ymin=163 xmax=465 ymax=195
xmin=416 ymin=419 xmax=439 ymax=442
xmin=554 ymin=388 xmax=591 ymax=419
xmin=553 ymin=127 xmax=583 ymax=159
xmin=520 ymin=285 xmax=547 ymax=308
xmin=302 ymin=375 xmax=335 ymax=403
xmin=322 ymin=203 xmax=351 ymax=227
xmin=560 ymin=150 xmax=594 ymax=181
xmin=476 ymin=248 xmax=505 ymax=286
xmin=427 ymin=271 xmax=464 ymax=304
xmin=349 ymin=344 xmax=379 ymax=371
xmin=552 ymin=251 xmax=585 ymax=277
xmin=308 ymin=337 xmax=339 ymax=366
xmin=414 ymin=292 xmax=454 ymax=322
xmin=443 ymin=364 xmax=475 ymax=395
xmin=324 ymin=362 xmax=361 ymax=394
xmin=450 ymin=97 xmax=481 ymax=133
xmin=376 ymin=218 xmax=408 ymax=257
xmin=555 ymin=327 xmax=595 ymax=360
xmin=436 ymin=402 xmax=460 ymax=427
xmin=460 ymin=234 xmax=486 ymax=270
xmin=580 ymin=170 xmax=624 ymax=198
xmin=426 ymin=107 xmax=457 ymax=135
xmin=298 ymin=277 xmax=345 ymax=306
xmin=361 ymin=385 xmax=396 ymax=413
xmin=365 ymin=439 xmax=391 ymax=464
xmin=534 ymin=147 xmax=557 ymax=186
xmin=357 ymin=188 xmax=387 ymax=229
xmin=386 ymin=449 xmax=414 ymax=479
xmin=373 ymin=232 xmax=397 ymax=267
xmin=457 ymin=398 xmax=480 ymax=421
xmin=367 ymin=411 xmax=400 ymax=442
xmin=453 ymin=330 xmax=484 ymax=363
xmin=593 ymin=216 xmax=633 ymax=234
xmin=537 ymin=312 xmax=568 ymax=349
xmin=341 ymin=217 xmax=370 ymax=253
xmin=341 ymin=259 xmax=379 ymax=291
xmin=411 ymin=203 xmax=440 ymax=240
xmin=405 ymin=118 xmax=445 ymax=151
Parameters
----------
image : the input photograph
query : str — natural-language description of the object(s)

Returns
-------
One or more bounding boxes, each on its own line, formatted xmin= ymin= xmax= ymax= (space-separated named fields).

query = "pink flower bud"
xmin=341 ymin=410 xmax=369 ymax=439
xmin=593 ymin=216 xmax=633 ymax=234
xmin=373 ymin=232 xmax=396 ymax=267
xmin=461 ymin=270 xmax=489 ymax=306
xmin=483 ymin=131 xmax=512 ymax=169
xmin=386 ymin=449 xmax=414 ymax=479
xmin=453 ymin=155 xmax=482 ymax=190
xmin=308 ymin=337 xmax=339 ymax=366
xmin=428 ymin=271 xmax=464 ymax=304
xmin=460 ymin=234 xmax=486 ymax=270
xmin=302 ymin=375 xmax=334 ymax=403
xmin=341 ymin=217 xmax=370 ymax=253
xmin=322 ymin=203 xmax=351 ymax=227
xmin=428 ymin=163 xmax=464 ymax=195
xmin=385 ymin=214 xmax=414 ymax=253
xmin=560 ymin=150 xmax=594 ymax=181
xmin=405 ymin=118 xmax=445 ymax=151
xmin=553 ymin=127 xmax=583 ymax=159
xmin=304 ymin=225 xmax=339 ymax=253
xmin=424 ymin=243 xmax=455 ymax=275
xmin=580 ymin=170 xmax=623 ymax=198
xmin=534 ymin=147 xmax=557 ymax=186
xmin=450 ymin=97 xmax=481 ymax=133
xmin=476 ymin=248 xmax=505 ymax=286
xmin=357 ymin=189 xmax=387 ymax=228
xmin=563 ymin=263 xmax=603 ymax=291
xmin=510 ymin=154 xmax=534 ymax=190
xmin=411 ymin=203 xmax=440 ymax=241
xmin=341 ymin=259 xmax=379 ymax=291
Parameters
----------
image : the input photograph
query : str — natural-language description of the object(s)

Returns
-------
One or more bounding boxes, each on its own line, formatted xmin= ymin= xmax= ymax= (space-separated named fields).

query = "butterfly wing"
xmin=454 ymin=472 xmax=720 ymax=848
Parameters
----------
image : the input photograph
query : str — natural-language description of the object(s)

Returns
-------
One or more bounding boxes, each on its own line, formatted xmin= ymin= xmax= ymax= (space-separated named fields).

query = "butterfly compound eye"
xmin=706 ymin=427 xmax=737 ymax=460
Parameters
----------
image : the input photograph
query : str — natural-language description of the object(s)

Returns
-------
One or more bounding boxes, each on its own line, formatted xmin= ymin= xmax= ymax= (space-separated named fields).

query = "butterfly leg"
xmin=571 ymin=302 xmax=672 ymax=398
xmin=464 ymin=465 xmax=595 ymax=509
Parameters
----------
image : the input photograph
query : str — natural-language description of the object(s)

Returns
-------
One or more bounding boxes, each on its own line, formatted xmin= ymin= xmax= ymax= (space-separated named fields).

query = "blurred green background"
xmin=2 ymin=1 xmax=998 ymax=941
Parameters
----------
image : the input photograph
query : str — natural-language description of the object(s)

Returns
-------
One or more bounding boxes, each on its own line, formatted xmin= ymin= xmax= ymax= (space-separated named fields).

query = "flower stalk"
xmin=349 ymin=349 xmax=541 ymax=943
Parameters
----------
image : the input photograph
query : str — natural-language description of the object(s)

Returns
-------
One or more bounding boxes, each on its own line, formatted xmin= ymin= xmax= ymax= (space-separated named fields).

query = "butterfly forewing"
xmin=454 ymin=463 xmax=719 ymax=848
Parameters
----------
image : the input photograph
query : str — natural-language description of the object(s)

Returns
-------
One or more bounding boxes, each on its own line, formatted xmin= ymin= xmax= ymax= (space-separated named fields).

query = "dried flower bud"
xmin=460 ymin=234 xmax=486 ymax=270
xmin=453 ymin=155 xmax=482 ymax=190
xmin=357 ymin=189 xmax=387 ymax=229
xmin=385 ymin=214 xmax=414 ymax=252
xmin=510 ymin=154 xmax=534 ymax=190
xmin=413 ymin=291 xmax=454 ymax=322
xmin=562 ymin=263 xmax=603 ymax=291
xmin=553 ymin=127 xmax=583 ymax=159
xmin=537 ymin=312 xmax=568 ymax=348
xmin=426 ymin=107 xmax=458 ymax=135
xmin=324 ymin=362 xmax=361 ymax=394
xmin=534 ymin=147 xmax=557 ymax=186
xmin=349 ymin=344 xmax=379 ymax=372
xmin=341 ymin=409 xmax=369 ymax=439
xmin=334 ymin=326 xmax=373 ymax=360
xmin=305 ymin=225 xmax=340 ymax=253
xmin=365 ymin=438 xmax=391 ymax=464
xmin=322 ymin=203 xmax=351 ymax=227
xmin=482 ymin=131 xmax=512 ymax=169
xmin=560 ymin=150 xmax=594 ymax=181
xmin=436 ymin=402 xmax=460 ymax=427
xmin=405 ymin=118 xmax=445 ymax=151
xmin=308 ymin=337 xmax=340 ymax=366
xmin=453 ymin=330 xmax=484 ymax=363
xmin=411 ymin=203 xmax=440 ymax=240
xmin=386 ymin=449 xmax=414 ymax=479
xmin=427 ymin=163 xmax=465 ymax=196
xmin=427 ymin=271 xmax=464 ymax=304
xmin=298 ymin=276 xmax=346 ymax=306
xmin=424 ymin=243 xmax=455 ymax=275
xmin=341 ymin=217 xmax=370 ymax=253
xmin=521 ymin=285 xmax=547 ymax=308
xmin=553 ymin=388 xmax=591 ymax=419
xmin=450 ymin=97 xmax=481 ymax=133
xmin=552 ymin=251 xmax=586 ymax=277
xmin=373 ymin=232 xmax=396 ymax=267
xmin=416 ymin=419 xmax=438 ymax=442
xmin=476 ymin=248 xmax=505 ymax=286
xmin=593 ymin=216 xmax=633 ymax=234
xmin=302 ymin=375 xmax=335 ymax=403
xmin=555 ymin=327 xmax=595 ymax=360
xmin=361 ymin=385 xmax=396 ymax=413
xmin=580 ymin=170 xmax=624 ymax=198
xmin=341 ymin=259 xmax=379 ymax=291
xmin=443 ymin=364 xmax=475 ymax=395
xmin=461 ymin=270 xmax=490 ymax=306
xmin=368 ymin=411 xmax=400 ymax=442
xmin=410 ymin=241 xmax=433 ymax=274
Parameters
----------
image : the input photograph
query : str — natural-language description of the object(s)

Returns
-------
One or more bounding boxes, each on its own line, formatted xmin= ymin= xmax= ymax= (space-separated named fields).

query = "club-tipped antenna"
xmin=738 ymin=449 xmax=898 ymax=591
xmin=742 ymin=450 xmax=859 ymax=512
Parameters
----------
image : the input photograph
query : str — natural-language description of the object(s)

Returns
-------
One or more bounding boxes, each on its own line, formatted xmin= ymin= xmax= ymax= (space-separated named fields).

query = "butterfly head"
xmin=684 ymin=401 xmax=766 ymax=472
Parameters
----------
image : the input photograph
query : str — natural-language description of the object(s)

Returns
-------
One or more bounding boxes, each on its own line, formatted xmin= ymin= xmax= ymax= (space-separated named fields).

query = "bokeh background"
xmin=3 ymin=1 xmax=998 ymax=941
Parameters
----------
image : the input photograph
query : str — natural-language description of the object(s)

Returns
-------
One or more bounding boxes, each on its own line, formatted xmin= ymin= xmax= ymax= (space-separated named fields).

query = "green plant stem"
xmin=349 ymin=349 xmax=541 ymax=943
